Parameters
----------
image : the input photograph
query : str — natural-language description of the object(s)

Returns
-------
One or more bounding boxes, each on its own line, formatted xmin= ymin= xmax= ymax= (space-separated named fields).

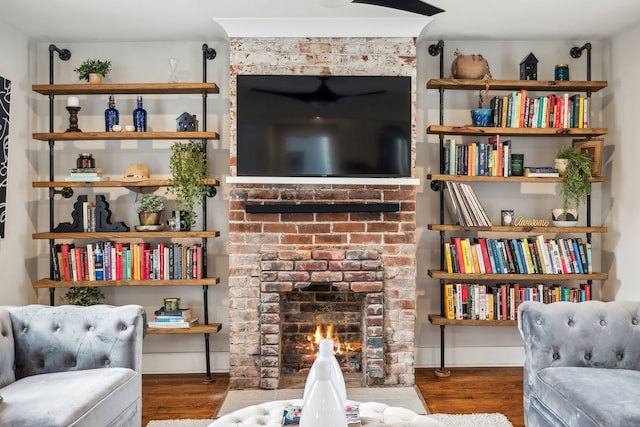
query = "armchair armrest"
xmin=3 ymin=304 xmax=145 ymax=379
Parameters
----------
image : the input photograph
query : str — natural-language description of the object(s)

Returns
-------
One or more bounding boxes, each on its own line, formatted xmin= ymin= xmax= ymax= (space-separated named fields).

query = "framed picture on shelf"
xmin=572 ymin=138 xmax=604 ymax=177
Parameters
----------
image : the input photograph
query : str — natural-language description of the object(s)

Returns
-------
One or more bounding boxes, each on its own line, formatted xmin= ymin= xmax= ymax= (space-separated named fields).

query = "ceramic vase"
xmin=303 ymin=338 xmax=347 ymax=404
xmin=300 ymin=360 xmax=347 ymax=427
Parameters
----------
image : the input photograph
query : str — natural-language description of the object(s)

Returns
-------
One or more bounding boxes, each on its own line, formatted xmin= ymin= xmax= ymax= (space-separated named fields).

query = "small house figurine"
xmin=520 ymin=53 xmax=538 ymax=80
xmin=176 ymin=112 xmax=198 ymax=132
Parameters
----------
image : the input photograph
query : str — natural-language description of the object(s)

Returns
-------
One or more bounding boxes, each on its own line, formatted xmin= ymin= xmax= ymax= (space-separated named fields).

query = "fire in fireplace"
xmin=302 ymin=324 xmax=363 ymax=374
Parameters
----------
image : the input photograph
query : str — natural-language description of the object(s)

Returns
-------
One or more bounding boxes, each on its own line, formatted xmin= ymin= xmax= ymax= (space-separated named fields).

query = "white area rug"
xmin=146 ymin=386 xmax=514 ymax=427
xmin=146 ymin=413 xmax=514 ymax=427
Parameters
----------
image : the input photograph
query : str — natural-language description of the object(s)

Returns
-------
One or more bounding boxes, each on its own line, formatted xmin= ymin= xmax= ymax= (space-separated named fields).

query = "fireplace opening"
xmin=280 ymin=285 xmax=364 ymax=387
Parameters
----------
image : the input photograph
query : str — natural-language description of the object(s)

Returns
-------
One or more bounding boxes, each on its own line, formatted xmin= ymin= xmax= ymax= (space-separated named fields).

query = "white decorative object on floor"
xmin=300 ymin=360 xmax=347 ymax=426
xmin=303 ymin=338 xmax=347 ymax=403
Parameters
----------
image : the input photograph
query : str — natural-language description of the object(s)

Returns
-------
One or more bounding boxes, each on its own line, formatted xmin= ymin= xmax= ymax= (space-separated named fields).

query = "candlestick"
xmin=65 ymin=106 xmax=82 ymax=132
xmin=67 ymin=96 xmax=79 ymax=107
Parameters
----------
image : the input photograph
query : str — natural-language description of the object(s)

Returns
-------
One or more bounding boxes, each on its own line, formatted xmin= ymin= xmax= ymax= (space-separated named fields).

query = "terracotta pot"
xmin=89 ymin=73 xmax=102 ymax=84
xmin=451 ymin=53 xmax=491 ymax=79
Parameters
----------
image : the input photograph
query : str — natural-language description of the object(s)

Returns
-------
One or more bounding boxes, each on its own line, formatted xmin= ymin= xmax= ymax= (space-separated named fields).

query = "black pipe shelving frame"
xmin=426 ymin=40 xmax=596 ymax=378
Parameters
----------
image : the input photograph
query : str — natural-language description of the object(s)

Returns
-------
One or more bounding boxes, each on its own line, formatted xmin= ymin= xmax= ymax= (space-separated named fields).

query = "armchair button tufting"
xmin=600 ymin=320 xmax=606 ymax=326
xmin=617 ymin=354 xmax=623 ymax=361
xmin=568 ymin=320 xmax=574 ymax=327
xmin=553 ymin=353 xmax=560 ymax=360
xmin=584 ymin=354 xmax=591 ymax=360
xmin=535 ymin=319 xmax=542 ymax=325
xmin=633 ymin=319 xmax=638 ymax=326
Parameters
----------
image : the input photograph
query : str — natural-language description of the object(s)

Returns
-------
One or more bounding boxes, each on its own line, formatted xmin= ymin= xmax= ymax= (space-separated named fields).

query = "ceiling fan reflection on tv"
xmin=252 ymin=76 xmax=386 ymax=104
xmin=318 ymin=0 xmax=445 ymax=17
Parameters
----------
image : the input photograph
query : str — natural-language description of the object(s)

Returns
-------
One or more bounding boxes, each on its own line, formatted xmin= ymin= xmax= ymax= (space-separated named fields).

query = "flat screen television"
xmin=236 ymin=75 xmax=412 ymax=177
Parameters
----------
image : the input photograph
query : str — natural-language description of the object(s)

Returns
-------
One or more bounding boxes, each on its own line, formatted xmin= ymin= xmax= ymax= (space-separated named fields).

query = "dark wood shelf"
xmin=32 ymin=82 xmax=219 ymax=95
xmin=427 ymin=125 xmax=607 ymax=137
xmin=33 ymin=131 xmax=218 ymax=141
xmin=427 ymin=224 xmax=607 ymax=233
xmin=426 ymin=79 xmax=607 ymax=92
xmin=427 ymin=173 xmax=607 ymax=184
xmin=146 ymin=323 xmax=222 ymax=335
xmin=32 ymin=231 xmax=220 ymax=239
xmin=428 ymin=270 xmax=607 ymax=281
xmin=429 ymin=314 xmax=517 ymax=326
xmin=33 ymin=277 xmax=220 ymax=288
xmin=32 ymin=178 xmax=219 ymax=189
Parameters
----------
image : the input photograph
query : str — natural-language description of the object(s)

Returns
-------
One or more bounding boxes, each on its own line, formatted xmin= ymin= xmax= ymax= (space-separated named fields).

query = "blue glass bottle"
xmin=105 ymin=95 xmax=119 ymax=131
xmin=133 ymin=96 xmax=147 ymax=132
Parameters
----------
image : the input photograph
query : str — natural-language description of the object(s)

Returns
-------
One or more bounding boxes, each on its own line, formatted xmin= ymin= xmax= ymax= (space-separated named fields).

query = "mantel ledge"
xmin=226 ymin=176 xmax=421 ymax=186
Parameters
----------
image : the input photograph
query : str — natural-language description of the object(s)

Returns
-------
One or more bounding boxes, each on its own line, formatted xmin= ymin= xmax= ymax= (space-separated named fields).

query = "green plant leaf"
xmin=166 ymin=140 xmax=209 ymax=227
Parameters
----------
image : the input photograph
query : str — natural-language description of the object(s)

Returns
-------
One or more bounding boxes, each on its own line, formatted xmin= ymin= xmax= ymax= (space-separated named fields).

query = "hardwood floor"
xmin=142 ymin=367 xmax=524 ymax=427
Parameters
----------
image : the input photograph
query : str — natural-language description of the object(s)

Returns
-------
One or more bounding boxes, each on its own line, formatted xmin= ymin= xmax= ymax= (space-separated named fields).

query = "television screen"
xmin=236 ymin=75 xmax=411 ymax=177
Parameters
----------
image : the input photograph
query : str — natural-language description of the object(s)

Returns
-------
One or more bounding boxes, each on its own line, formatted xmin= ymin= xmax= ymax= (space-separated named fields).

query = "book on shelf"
xmin=153 ymin=307 xmax=193 ymax=322
xmin=524 ymin=167 xmax=559 ymax=178
xmin=147 ymin=318 xmax=198 ymax=329
xmin=444 ymin=282 xmax=592 ymax=321
xmin=64 ymin=176 xmax=110 ymax=182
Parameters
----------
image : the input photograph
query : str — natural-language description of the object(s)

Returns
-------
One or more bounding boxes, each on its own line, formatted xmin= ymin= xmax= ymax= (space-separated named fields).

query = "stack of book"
xmin=64 ymin=167 xmax=109 ymax=182
xmin=444 ymin=181 xmax=492 ymax=227
xmin=148 ymin=307 xmax=198 ymax=329
xmin=524 ymin=167 xmax=559 ymax=177
xmin=281 ymin=403 xmax=361 ymax=426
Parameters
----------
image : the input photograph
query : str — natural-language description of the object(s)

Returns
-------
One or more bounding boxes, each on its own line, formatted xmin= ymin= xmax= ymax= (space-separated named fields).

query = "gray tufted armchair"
xmin=518 ymin=300 xmax=640 ymax=427
xmin=0 ymin=304 xmax=146 ymax=427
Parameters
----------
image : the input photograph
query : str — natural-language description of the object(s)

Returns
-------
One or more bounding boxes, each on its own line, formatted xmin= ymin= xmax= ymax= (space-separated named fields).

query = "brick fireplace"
xmin=227 ymin=37 xmax=418 ymax=389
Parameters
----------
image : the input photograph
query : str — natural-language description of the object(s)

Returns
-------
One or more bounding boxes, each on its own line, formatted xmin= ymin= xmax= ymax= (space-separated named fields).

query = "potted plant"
xmin=470 ymin=82 xmax=493 ymax=126
xmin=74 ymin=59 xmax=112 ymax=83
xmin=553 ymin=146 xmax=594 ymax=222
xmin=136 ymin=194 xmax=165 ymax=226
xmin=166 ymin=140 xmax=209 ymax=230
xmin=64 ymin=286 xmax=104 ymax=306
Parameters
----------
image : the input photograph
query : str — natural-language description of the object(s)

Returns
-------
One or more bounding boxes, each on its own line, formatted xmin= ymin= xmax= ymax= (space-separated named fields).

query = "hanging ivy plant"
xmin=166 ymin=140 xmax=209 ymax=228
xmin=556 ymin=146 xmax=594 ymax=214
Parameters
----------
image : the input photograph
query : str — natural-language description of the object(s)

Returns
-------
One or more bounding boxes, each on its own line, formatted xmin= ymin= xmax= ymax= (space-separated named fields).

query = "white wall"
xmin=0 ymin=24 xmax=38 ymax=305
xmin=605 ymin=24 xmax=640 ymax=301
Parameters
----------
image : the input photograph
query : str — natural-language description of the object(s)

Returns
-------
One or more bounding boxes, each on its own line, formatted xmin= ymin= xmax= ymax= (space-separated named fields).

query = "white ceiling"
xmin=2 ymin=0 xmax=640 ymax=41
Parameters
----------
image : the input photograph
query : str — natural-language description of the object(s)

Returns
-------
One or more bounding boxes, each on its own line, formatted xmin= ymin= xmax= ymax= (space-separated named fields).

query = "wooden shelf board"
xmin=427 ymin=224 xmax=607 ymax=233
xmin=33 ymin=131 xmax=219 ymax=141
xmin=427 ymin=174 xmax=607 ymax=183
xmin=428 ymin=270 xmax=607 ymax=281
xmin=427 ymin=125 xmax=607 ymax=137
xmin=428 ymin=314 xmax=517 ymax=326
xmin=32 ymin=178 xmax=219 ymax=188
xmin=32 ymin=83 xmax=219 ymax=95
xmin=33 ymin=278 xmax=220 ymax=288
xmin=146 ymin=323 xmax=222 ymax=335
xmin=32 ymin=231 xmax=220 ymax=239
xmin=426 ymin=79 xmax=607 ymax=92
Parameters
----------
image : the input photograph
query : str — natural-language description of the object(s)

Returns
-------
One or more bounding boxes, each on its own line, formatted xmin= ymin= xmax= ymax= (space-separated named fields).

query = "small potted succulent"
xmin=74 ymin=59 xmax=112 ymax=83
xmin=137 ymin=194 xmax=165 ymax=226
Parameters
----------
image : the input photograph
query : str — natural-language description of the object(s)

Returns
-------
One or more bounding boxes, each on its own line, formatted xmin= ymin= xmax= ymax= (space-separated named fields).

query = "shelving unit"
xmin=32 ymin=43 xmax=222 ymax=380
xmin=426 ymin=41 xmax=608 ymax=377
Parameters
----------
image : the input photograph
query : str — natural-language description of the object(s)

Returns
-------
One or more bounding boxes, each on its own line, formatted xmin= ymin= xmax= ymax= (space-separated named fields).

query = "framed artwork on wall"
xmin=0 ymin=76 xmax=10 ymax=239
xmin=573 ymin=138 xmax=604 ymax=177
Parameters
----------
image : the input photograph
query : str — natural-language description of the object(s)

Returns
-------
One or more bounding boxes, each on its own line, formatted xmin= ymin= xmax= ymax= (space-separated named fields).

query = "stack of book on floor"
xmin=444 ymin=181 xmax=492 ymax=227
xmin=147 ymin=307 xmax=198 ymax=329
xmin=64 ymin=167 xmax=110 ymax=182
